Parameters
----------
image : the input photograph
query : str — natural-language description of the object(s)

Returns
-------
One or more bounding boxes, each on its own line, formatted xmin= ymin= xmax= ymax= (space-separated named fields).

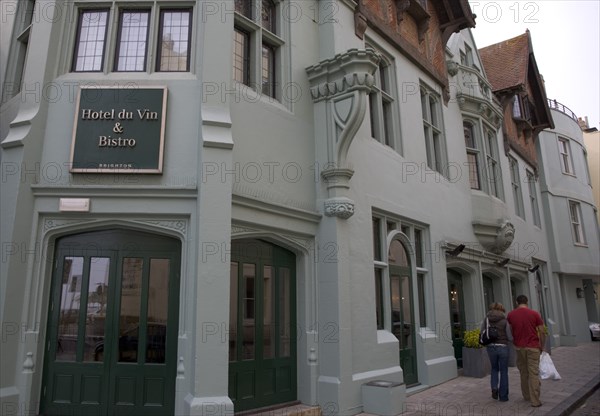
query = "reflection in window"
xmin=233 ymin=29 xmax=249 ymax=84
xmin=57 ymin=257 xmax=84 ymax=361
xmin=118 ymin=258 xmax=143 ymax=362
xmin=279 ymin=267 xmax=291 ymax=357
xmin=146 ymin=259 xmax=169 ymax=363
xmin=263 ymin=266 xmax=274 ymax=358
xmin=242 ymin=263 xmax=256 ymax=360
xmin=84 ymin=258 xmax=110 ymax=362
xmin=262 ymin=0 xmax=276 ymax=32
xmin=158 ymin=10 xmax=192 ymax=72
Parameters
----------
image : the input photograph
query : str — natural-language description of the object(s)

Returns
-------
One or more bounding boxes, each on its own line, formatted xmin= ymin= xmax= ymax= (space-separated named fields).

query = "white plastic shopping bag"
xmin=539 ymin=351 xmax=561 ymax=380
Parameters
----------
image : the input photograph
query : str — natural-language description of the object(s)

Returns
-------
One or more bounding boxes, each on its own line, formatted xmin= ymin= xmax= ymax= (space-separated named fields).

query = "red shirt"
xmin=507 ymin=306 xmax=544 ymax=348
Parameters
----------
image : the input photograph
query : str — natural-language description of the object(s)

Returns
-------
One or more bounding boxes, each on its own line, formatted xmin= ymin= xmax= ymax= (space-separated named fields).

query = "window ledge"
xmin=573 ymin=242 xmax=589 ymax=248
xmin=377 ymin=330 xmax=398 ymax=345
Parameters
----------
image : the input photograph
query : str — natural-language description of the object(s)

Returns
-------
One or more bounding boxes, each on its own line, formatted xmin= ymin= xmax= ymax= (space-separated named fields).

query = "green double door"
xmin=41 ymin=230 xmax=180 ymax=416
xmin=228 ymin=240 xmax=297 ymax=412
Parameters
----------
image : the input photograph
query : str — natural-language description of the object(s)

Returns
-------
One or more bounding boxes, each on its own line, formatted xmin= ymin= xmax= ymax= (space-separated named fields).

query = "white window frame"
xmin=68 ymin=1 xmax=195 ymax=75
xmin=526 ymin=170 xmax=541 ymax=228
xmin=421 ymin=82 xmax=448 ymax=176
xmin=366 ymin=41 xmax=401 ymax=152
xmin=558 ymin=137 xmax=575 ymax=176
xmin=568 ymin=201 xmax=587 ymax=245
xmin=509 ymin=156 xmax=525 ymax=219
xmin=233 ymin=0 xmax=289 ymax=105
xmin=2 ymin=0 xmax=36 ymax=103
xmin=463 ymin=120 xmax=481 ymax=190
xmin=484 ymin=127 xmax=504 ymax=199
xmin=372 ymin=212 xmax=430 ymax=331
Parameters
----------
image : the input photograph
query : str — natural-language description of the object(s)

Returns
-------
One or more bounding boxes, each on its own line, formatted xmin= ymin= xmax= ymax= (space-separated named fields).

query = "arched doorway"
xmin=228 ymin=239 xmax=297 ymax=412
xmin=389 ymin=239 xmax=418 ymax=386
xmin=41 ymin=229 xmax=181 ymax=416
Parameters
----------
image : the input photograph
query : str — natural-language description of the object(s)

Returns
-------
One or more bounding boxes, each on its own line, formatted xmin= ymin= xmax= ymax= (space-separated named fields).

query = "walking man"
xmin=507 ymin=295 xmax=546 ymax=407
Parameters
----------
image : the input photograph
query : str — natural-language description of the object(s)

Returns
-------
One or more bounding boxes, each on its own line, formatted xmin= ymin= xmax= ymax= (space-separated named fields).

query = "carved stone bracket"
xmin=306 ymin=49 xmax=380 ymax=220
xmin=472 ymin=220 xmax=516 ymax=254
xmin=324 ymin=198 xmax=355 ymax=219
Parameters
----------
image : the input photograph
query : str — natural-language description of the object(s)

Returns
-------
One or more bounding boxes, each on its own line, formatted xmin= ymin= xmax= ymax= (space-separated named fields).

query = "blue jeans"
xmin=487 ymin=345 xmax=509 ymax=401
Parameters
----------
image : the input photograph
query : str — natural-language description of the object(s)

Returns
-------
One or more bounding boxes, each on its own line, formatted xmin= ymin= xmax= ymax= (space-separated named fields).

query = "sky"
xmin=468 ymin=0 xmax=600 ymax=129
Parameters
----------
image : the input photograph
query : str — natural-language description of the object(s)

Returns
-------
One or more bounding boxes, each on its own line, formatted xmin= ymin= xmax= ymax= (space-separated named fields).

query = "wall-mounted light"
xmin=447 ymin=244 xmax=465 ymax=257
xmin=528 ymin=264 xmax=540 ymax=273
xmin=576 ymin=288 xmax=584 ymax=298
xmin=496 ymin=258 xmax=510 ymax=267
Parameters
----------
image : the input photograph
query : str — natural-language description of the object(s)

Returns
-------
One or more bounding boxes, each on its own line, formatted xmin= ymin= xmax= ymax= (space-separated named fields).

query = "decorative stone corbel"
xmin=447 ymin=60 xmax=459 ymax=77
xmin=472 ymin=220 xmax=516 ymax=254
xmin=306 ymin=49 xmax=380 ymax=219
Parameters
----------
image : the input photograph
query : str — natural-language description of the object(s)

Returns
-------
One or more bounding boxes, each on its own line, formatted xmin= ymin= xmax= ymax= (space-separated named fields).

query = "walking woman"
xmin=481 ymin=302 xmax=513 ymax=401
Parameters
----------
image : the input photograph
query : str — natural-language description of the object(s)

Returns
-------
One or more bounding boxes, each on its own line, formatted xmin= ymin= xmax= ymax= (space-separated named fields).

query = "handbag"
xmin=479 ymin=318 xmax=499 ymax=345
xmin=539 ymin=351 xmax=561 ymax=380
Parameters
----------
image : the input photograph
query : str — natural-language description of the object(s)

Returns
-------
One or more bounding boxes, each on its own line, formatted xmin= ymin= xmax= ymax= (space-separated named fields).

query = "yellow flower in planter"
xmin=463 ymin=328 xmax=483 ymax=348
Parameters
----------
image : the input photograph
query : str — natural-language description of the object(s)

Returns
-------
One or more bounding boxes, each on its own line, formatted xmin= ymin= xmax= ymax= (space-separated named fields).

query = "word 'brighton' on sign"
xmin=70 ymin=86 xmax=167 ymax=173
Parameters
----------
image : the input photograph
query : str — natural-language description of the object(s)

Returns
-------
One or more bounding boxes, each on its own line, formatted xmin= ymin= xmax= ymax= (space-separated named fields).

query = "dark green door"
xmin=389 ymin=240 xmax=418 ymax=387
xmin=483 ymin=275 xmax=495 ymax=310
xmin=447 ymin=270 xmax=466 ymax=367
xmin=41 ymin=230 xmax=180 ymax=416
xmin=228 ymin=240 xmax=296 ymax=412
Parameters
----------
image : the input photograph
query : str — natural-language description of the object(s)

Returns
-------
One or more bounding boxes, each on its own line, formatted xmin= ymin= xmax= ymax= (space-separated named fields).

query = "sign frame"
xmin=69 ymin=85 xmax=168 ymax=174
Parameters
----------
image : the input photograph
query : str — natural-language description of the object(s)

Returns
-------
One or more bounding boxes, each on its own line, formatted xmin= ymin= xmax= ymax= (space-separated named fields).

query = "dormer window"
xmin=512 ymin=95 xmax=531 ymax=122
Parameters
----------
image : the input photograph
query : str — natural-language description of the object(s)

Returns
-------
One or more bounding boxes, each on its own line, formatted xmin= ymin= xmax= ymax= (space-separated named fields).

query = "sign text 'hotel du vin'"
xmin=70 ymin=86 xmax=167 ymax=173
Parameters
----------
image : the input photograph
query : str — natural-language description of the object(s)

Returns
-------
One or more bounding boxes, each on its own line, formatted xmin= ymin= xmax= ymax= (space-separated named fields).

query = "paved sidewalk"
xmin=361 ymin=341 xmax=600 ymax=416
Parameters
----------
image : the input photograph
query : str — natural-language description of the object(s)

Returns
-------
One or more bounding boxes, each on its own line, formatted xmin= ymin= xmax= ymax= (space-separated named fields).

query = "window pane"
xmin=261 ymin=44 xmax=275 ymax=98
xmin=467 ymin=152 xmax=480 ymax=189
xmin=73 ymin=10 xmax=108 ymax=71
xmin=158 ymin=10 xmax=191 ymax=72
xmin=57 ymin=257 xmax=84 ymax=361
xmin=401 ymin=275 xmax=413 ymax=349
xmin=262 ymin=0 xmax=275 ymax=32
xmin=146 ymin=259 xmax=169 ymax=363
xmin=373 ymin=217 xmax=381 ymax=261
xmin=233 ymin=28 xmax=249 ymax=84
xmin=242 ymin=263 xmax=255 ymax=360
xmin=263 ymin=265 xmax=275 ymax=359
xmin=375 ymin=269 xmax=384 ymax=330
xmin=235 ymin=0 xmax=251 ymax=18
xmin=414 ymin=229 xmax=423 ymax=267
xmin=116 ymin=11 xmax=149 ymax=71
xmin=83 ymin=257 xmax=110 ymax=362
xmin=389 ymin=240 xmax=409 ymax=267
xmin=279 ymin=267 xmax=291 ymax=357
xmin=119 ymin=258 xmax=143 ymax=362
xmin=417 ymin=273 xmax=426 ymax=327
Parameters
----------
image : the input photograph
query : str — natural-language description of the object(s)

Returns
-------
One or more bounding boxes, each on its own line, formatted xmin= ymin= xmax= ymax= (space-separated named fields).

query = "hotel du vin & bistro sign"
xmin=70 ymin=86 xmax=167 ymax=173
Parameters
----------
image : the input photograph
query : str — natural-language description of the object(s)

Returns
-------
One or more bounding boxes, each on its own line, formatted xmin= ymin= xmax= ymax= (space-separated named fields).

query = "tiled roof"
xmin=479 ymin=31 xmax=530 ymax=93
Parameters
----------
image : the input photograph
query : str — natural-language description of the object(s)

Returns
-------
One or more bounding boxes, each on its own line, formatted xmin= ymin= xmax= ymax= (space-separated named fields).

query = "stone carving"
xmin=472 ymin=220 xmax=516 ymax=254
xmin=306 ymin=49 xmax=379 ymax=219
xmin=494 ymin=221 xmax=515 ymax=254
xmin=23 ymin=352 xmax=34 ymax=372
xmin=324 ymin=198 xmax=355 ymax=219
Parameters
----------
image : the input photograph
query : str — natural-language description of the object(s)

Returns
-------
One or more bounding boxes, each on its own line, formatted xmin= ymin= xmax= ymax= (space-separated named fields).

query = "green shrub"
xmin=463 ymin=328 xmax=482 ymax=348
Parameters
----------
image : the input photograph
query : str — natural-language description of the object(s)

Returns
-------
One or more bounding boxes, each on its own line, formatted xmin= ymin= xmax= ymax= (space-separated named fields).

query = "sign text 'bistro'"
xmin=70 ymin=87 xmax=167 ymax=173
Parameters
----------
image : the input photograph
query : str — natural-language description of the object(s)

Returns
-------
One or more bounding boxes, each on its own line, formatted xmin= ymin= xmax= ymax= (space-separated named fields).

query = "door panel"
xmin=42 ymin=230 xmax=180 ymax=416
xmin=448 ymin=270 xmax=466 ymax=367
xmin=229 ymin=240 xmax=296 ymax=412
xmin=389 ymin=239 xmax=418 ymax=386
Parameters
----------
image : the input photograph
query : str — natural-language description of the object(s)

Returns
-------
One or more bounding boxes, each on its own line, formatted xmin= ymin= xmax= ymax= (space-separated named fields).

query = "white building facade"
xmin=1 ymin=1 xmax=598 ymax=415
